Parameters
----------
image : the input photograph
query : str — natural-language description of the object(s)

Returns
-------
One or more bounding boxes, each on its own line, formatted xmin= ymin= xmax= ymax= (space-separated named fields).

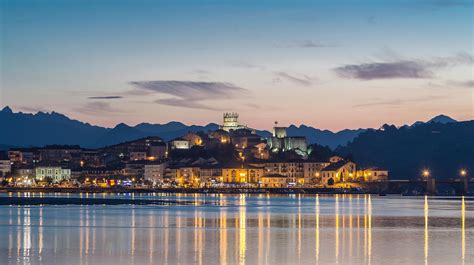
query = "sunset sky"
xmin=1 ymin=0 xmax=473 ymax=131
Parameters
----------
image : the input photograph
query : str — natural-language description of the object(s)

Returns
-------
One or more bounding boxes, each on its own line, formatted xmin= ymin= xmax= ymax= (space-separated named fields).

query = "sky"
xmin=1 ymin=0 xmax=473 ymax=131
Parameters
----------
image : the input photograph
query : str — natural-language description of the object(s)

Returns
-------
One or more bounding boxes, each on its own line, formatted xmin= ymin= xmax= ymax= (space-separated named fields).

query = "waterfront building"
xmin=175 ymin=166 xmax=201 ymax=187
xmin=260 ymin=173 xmax=287 ymax=188
xmin=170 ymin=138 xmax=190 ymax=150
xmin=221 ymin=163 xmax=264 ymax=184
xmin=263 ymin=161 xmax=305 ymax=184
xmin=321 ymin=160 xmax=356 ymax=185
xmin=13 ymin=166 xmax=34 ymax=179
xmin=35 ymin=166 xmax=71 ymax=183
xmin=199 ymin=165 xmax=223 ymax=185
xmin=356 ymin=167 xmax=389 ymax=182
xmin=303 ymin=161 xmax=330 ymax=185
xmin=144 ymin=162 xmax=168 ymax=185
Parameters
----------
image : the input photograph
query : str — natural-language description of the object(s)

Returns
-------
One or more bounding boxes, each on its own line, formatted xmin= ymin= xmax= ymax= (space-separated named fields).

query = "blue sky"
xmin=1 ymin=0 xmax=473 ymax=130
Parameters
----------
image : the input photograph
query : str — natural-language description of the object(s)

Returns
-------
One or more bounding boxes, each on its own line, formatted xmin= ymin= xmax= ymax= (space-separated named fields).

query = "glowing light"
xmin=460 ymin=169 xmax=467 ymax=177
xmin=422 ymin=169 xmax=430 ymax=178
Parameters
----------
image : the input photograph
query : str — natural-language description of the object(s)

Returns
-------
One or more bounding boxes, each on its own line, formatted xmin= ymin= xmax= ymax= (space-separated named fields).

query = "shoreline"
xmin=1 ymin=186 xmax=378 ymax=194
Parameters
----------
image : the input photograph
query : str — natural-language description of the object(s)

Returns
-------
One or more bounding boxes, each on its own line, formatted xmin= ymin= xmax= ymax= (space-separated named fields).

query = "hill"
xmin=337 ymin=121 xmax=474 ymax=179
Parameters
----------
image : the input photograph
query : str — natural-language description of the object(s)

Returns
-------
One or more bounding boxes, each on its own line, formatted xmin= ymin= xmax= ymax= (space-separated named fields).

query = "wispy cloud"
xmin=228 ymin=61 xmax=265 ymax=70
xmin=75 ymin=102 xmax=124 ymax=115
xmin=353 ymin=95 xmax=444 ymax=108
xmin=87 ymin=96 xmax=123 ymax=99
xmin=274 ymin=72 xmax=315 ymax=86
xmin=335 ymin=52 xmax=473 ymax=80
xmin=15 ymin=106 xmax=48 ymax=113
xmin=129 ymin=80 xmax=249 ymax=111
xmin=446 ymin=80 xmax=474 ymax=88
xmin=335 ymin=61 xmax=431 ymax=80
xmin=294 ymin=40 xmax=337 ymax=48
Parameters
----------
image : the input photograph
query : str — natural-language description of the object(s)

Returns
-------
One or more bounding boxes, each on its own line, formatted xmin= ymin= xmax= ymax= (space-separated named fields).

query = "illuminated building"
xmin=182 ymin=132 xmax=204 ymax=147
xmin=35 ymin=165 xmax=71 ymax=183
xmin=220 ymin=112 xmax=249 ymax=132
xmin=303 ymin=162 xmax=330 ymax=185
xmin=144 ymin=162 xmax=168 ymax=185
xmin=0 ymin=156 xmax=11 ymax=177
xmin=169 ymin=138 xmax=190 ymax=150
xmin=260 ymin=173 xmax=287 ymax=188
xmin=267 ymin=122 xmax=308 ymax=157
xmin=356 ymin=168 xmax=389 ymax=182
xmin=321 ymin=160 xmax=356 ymax=185
xmin=221 ymin=163 xmax=264 ymax=184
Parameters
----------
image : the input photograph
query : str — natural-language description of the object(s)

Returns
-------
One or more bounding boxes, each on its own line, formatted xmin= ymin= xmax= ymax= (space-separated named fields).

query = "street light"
xmin=460 ymin=169 xmax=467 ymax=177
xmin=422 ymin=169 xmax=430 ymax=178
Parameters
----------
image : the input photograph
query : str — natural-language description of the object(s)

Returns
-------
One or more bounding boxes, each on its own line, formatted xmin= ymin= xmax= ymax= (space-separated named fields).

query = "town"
xmin=1 ymin=113 xmax=389 ymax=191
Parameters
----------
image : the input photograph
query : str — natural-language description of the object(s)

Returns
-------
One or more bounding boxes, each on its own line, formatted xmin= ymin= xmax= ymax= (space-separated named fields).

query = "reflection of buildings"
xmin=267 ymin=122 xmax=308 ymax=157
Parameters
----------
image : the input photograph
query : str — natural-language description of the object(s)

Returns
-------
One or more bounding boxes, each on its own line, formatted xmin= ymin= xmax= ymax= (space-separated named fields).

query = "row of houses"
xmin=3 ymin=155 xmax=388 ymax=188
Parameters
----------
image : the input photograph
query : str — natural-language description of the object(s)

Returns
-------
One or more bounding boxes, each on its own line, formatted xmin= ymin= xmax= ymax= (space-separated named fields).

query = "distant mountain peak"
xmin=428 ymin=114 xmax=457 ymax=124
xmin=113 ymin=123 xmax=132 ymax=129
xmin=1 ymin=106 xmax=13 ymax=113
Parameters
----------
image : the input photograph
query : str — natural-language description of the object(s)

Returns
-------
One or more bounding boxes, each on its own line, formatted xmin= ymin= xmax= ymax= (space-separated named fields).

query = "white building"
xmin=220 ymin=112 xmax=249 ymax=132
xmin=35 ymin=166 xmax=71 ymax=183
xmin=0 ymin=159 xmax=11 ymax=177
xmin=144 ymin=162 xmax=168 ymax=185
xmin=170 ymin=138 xmax=190 ymax=150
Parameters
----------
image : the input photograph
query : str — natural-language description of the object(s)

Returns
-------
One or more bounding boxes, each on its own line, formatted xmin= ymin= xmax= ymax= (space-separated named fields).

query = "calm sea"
xmin=0 ymin=193 xmax=472 ymax=265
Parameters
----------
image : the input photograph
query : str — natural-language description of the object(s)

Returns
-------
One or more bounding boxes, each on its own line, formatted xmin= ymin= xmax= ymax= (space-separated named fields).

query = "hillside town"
xmin=0 ymin=113 xmax=388 ymax=190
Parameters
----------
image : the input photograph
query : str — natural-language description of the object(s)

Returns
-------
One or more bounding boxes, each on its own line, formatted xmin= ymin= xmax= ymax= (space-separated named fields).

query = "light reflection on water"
xmin=0 ymin=194 xmax=473 ymax=265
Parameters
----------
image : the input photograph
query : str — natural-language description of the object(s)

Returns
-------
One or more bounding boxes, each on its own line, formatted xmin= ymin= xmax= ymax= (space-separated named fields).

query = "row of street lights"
xmin=422 ymin=169 xmax=468 ymax=178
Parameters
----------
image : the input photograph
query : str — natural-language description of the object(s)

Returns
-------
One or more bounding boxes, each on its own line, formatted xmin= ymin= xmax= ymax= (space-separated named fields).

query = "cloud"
xmin=335 ymin=61 xmax=432 ymax=80
xmin=353 ymin=95 xmax=444 ymax=108
xmin=228 ymin=61 xmax=265 ymax=70
xmin=87 ymin=96 xmax=123 ymax=99
xmin=295 ymin=40 xmax=336 ymax=48
xmin=75 ymin=102 xmax=123 ymax=115
xmin=129 ymin=80 xmax=249 ymax=111
xmin=15 ymin=106 xmax=49 ymax=113
xmin=274 ymin=72 xmax=314 ymax=86
xmin=335 ymin=53 xmax=473 ymax=80
xmin=446 ymin=80 xmax=474 ymax=88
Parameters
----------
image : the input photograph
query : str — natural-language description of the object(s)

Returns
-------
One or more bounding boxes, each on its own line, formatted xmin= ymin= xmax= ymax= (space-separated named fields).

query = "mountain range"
xmin=0 ymin=106 xmax=460 ymax=150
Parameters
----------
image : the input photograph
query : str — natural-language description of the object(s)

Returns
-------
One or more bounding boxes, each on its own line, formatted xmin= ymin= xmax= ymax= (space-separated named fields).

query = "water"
xmin=0 ymin=193 xmax=472 ymax=265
